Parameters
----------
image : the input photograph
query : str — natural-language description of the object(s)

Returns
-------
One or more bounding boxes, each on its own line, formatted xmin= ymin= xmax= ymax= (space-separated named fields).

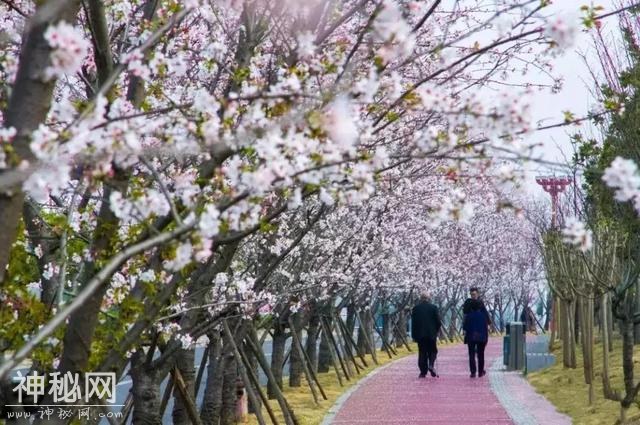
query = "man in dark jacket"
xmin=462 ymin=287 xmax=491 ymax=343
xmin=463 ymin=299 xmax=490 ymax=378
xmin=462 ymin=287 xmax=489 ymax=315
xmin=411 ymin=291 xmax=442 ymax=378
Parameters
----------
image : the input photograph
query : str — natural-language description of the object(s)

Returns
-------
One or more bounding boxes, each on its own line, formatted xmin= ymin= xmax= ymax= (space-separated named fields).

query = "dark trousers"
xmin=468 ymin=341 xmax=487 ymax=374
xmin=417 ymin=337 xmax=438 ymax=375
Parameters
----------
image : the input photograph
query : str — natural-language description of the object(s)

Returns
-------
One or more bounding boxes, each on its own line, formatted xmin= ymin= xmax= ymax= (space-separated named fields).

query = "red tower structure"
xmin=535 ymin=175 xmax=572 ymax=228
xmin=536 ymin=175 xmax=572 ymax=338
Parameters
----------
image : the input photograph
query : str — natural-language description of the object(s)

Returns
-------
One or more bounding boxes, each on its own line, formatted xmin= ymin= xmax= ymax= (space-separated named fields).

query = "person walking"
xmin=464 ymin=298 xmax=490 ymax=378
xmin=462 ymin=286 xmax=492 ymax=342
xmin=462 ymin=287 xmax=489 ymax=315
xmin=411 ymin=290 xmax=442 ymax=378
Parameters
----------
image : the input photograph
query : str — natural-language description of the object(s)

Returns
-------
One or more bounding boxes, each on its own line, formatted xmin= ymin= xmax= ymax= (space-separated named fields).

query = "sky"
xmin=525 ymin=0 xmax=621 ymax=198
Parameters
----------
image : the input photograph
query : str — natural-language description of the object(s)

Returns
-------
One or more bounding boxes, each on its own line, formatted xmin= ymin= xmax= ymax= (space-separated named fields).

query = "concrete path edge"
xmin=320 ymin=360 xmax=399 ymax=425
xmin=488 ymin=358 xmax=572 ymax=425
xmin=489 ymin=359 xmax=539 ymax=425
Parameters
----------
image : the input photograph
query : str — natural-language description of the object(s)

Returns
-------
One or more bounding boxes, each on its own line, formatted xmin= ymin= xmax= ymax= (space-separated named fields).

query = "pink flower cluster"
xmin=43 ymin=21 xmax=90 ymax=80
xmin=0 ymin=126 xmax=16 ymax=169
xmin=602 ymin=156 xmax=640 ymax=214
xmin=543 ymin=15 xmax=578 ymax=52
xmin=562 ymin=217 xmax=593 ymax=252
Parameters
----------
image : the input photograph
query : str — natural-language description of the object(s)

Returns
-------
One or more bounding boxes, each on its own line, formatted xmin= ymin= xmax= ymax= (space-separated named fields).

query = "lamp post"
xmin=535 ymin=175 xmax=572 ymax=228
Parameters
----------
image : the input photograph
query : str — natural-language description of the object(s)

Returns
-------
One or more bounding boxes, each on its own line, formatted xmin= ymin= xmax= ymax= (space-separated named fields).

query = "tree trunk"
xmin=635 ymin=280 xmax=640 ymax=344
xmin=382 ymin=312 xmax=390 ymax=348
xmin=561 ymin=298 xmax=576 ymax=368
xmin=130 ymin=350 xmax=164 ymax=425
xmin=357 ymin=312 xmax=367 ymax=355
xmin=0 ymin=377 xmax=31 ymax=425
xmin=363 ymin=310 xmax=378 ymax=361
xmin=544 ymin=292 xmax=552 ymax=331
xmin=357 ymin=311 xmax=374 ymax=355
xmin=601 ymin=293 xmax=617 ymax=400
xmin=289 ymin=315 xmax=303 ymax=387
xmin=607 ymin=296 xmax=614 ymax=352
xmin=268 ymin=324 xmax=286 ymax=399
xmin=370 ymin=311 xmax=378 ymax=351
xmin=305 ymin=312 xmax=321 ymax=372
xmin=317 ymin=323 xmax=332 ymax=373
xmin=345 ymin=305 xmax=357 ymax=360
xmin=289 ymin=315 xmax=322 ymax=404
xmin=621 ymin=316 xmax=635 ymax=418
xmin=172 ymin=347 xmax=196 ymax=425
xmin=41 ymin=0 xmax=158 ymax=396
xmin=394 ymin=309 xmax=408 ymax=348
xmin=246 ymin=341 xmax=262 ymax=414
xmin=570 ymin=301 xmax=577 ymax=367
xmin=588 ymin=298 xmax=595 ymax=404
xmin=574 ymin=300 xmax=581 ymax=345
xmin=220 ymin=345 xmax=238 ymax=425
xmin=200 ymin=335 xmax=225 ymax=424
xmin=330 ymin=315 xmax=355 ymax=376
xmin=579 ymin=296 xmax=594 ymax=405
xmin=22 ymin=202 xmax=59 ymax=307
xmin=0 ymin=0 xmax=83 ymax=282
xmin=549 ymin=296 xmax=557 ymax=351
xmin=449 ymin=313 xmax=458 ymax=342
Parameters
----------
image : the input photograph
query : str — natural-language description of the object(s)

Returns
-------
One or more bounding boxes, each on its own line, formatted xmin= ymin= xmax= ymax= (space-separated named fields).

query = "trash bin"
xmin=507 ymin=322 xmax=525 ymax=371
xmin=503 ymin=321 xmax=512 ymax=366
xmin=503 ymin=334 xmax=510 ymax=366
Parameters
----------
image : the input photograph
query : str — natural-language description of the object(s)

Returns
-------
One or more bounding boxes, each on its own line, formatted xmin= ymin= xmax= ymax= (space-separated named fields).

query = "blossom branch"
xmin=0 ymin=219 xmax=196 ymax=379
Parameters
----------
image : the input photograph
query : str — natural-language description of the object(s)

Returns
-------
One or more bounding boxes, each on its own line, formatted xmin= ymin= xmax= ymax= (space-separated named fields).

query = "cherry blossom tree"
xmin=0 ymin=0 xmax=580 ymax=422
xmin=541 ymin=1 xmax=640 ymax=417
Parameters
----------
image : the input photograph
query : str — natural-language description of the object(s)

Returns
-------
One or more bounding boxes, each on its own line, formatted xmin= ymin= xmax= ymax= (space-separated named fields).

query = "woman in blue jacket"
xmin=463 ymin=299 xmax=490 ymax=378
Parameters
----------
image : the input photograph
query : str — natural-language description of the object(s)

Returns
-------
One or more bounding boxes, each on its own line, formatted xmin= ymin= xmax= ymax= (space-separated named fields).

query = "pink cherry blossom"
xmin=43 ymin=21 xmax=90 ymax=80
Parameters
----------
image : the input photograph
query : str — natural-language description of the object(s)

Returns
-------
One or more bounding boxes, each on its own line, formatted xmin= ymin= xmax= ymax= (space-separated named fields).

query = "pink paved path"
xmin=331 ymin=340 xmax=512 ymax=424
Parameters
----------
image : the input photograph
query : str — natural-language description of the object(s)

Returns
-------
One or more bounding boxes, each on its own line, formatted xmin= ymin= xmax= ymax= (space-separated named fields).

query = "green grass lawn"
xmin=528 ymin=338 xmax=640 ymax=425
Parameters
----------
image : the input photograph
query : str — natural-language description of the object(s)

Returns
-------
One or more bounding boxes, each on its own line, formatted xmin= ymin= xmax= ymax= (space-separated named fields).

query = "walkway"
xmin=325 ymin=339 xmax=570 ymax=424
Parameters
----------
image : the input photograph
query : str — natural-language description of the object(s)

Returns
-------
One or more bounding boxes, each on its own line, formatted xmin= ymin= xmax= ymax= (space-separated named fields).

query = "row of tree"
xmin=541 ymin=3 xmax=640 ymax=422
xmin=0 ymin=0 xmax=586 ymax=423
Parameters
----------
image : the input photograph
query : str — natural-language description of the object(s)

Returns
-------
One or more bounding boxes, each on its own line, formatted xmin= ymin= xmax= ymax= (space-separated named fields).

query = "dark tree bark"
xmin=22 ymin=201 xmax=60 ymax=307
xmin=50 ymin=0 xmax=154 ymax=399
xmin=544 ymin=292 xmax=552 ymax=331
xmin=394 ymin=308 xmax=408 ymax=348
xmin=220 ymin=339 xmax=238 ymax=425
xmin=289 ymin=315 xmax=303 ymax=387
xmin=245 ymin=341 xmax=262 ymax=414
xmin=57 ymin=176 xmax=128 ymax=372
xmin=305 ymin=311 xmax=321 ymax=372
xmin=0 ymin=376 xmax=31 ymax=424
xmin=86 ymin=0 xmax=114 ymax=89
xmin=0 ymin=0 xmax=82 ymax=283
xmin=382 ymin=312 xmax=390 ymax=347
xmin=130 ymin=350 xmax=166 ymax=425
xmin=357 ymin=316 xmax=367 ymax=355
xmin=200 ymin=335 xmax=224 ymax=424
xmin=268 ymin=323 xmax=287 ymax=399
xmin=172 ymin=347 xmax=196 ymax=425
xmin=634 ymin=281 xmax=640 ymax=344
xmin=357 ymin=312 xmax=373 ymax=355
xmin=345 ymin=305 xmax=356 ymax=358
xmin=621 ymin=317 xmax=636 ymax=414
xmin=317 ymin=324 xmax=332 ymax=373
xmin=574 ymin=301 xmax=580 ymax=345
xmin=560 ymin=298 xmax=577 ymax=368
